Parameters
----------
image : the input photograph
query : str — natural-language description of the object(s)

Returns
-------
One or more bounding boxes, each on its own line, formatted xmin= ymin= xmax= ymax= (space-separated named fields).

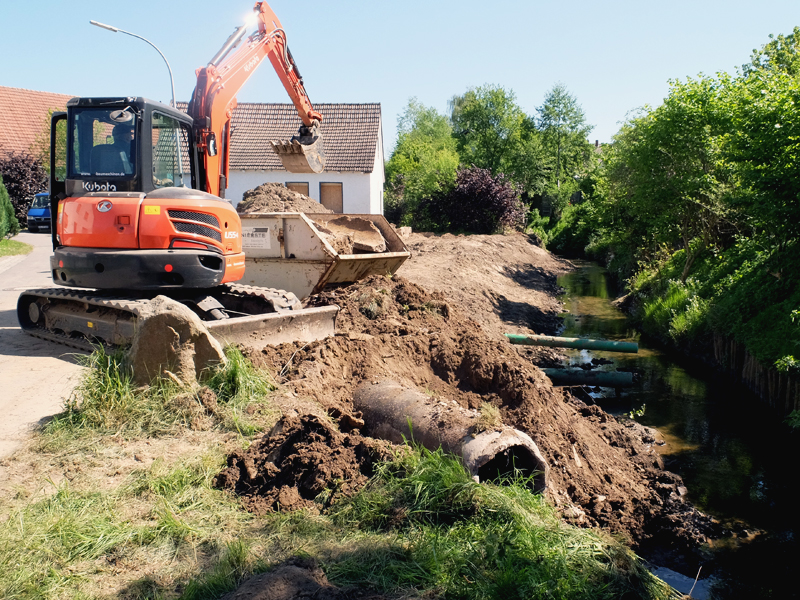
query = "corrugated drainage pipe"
xmin=353 ymin=380 xmax=549 ymax=493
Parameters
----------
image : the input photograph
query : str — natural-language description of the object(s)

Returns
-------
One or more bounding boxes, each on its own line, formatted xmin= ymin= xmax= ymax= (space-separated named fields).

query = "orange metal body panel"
xmin=138 ymin=197 xmax=242 ymax=254
xmin=59 ymin=194 xmax=243 ymax=258
xmin=222 ymin=252 xmax=246 ymax=283
xmin=59 ymin=196 xmax=141 ymax=249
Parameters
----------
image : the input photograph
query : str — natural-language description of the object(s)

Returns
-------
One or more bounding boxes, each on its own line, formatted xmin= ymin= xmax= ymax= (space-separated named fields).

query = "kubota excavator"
xmin=17 ymin=1 xmax=336 ymax=350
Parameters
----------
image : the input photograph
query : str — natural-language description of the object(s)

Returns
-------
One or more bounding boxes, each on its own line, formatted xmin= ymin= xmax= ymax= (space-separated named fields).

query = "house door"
xmin=320 ymin=183 xmax=343 ymax=213
xmin=286 ymin=182 xmax=309 ymax=196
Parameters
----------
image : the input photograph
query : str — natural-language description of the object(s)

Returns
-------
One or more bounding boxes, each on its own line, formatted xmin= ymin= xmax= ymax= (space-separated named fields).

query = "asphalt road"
xmin=0 ymin=231 xmax=85 ymax=459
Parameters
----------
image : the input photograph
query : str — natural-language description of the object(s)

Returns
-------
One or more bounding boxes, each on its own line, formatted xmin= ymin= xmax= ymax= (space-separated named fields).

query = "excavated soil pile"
xmin=214 ymin=413 xmax=397 ymax=515
xmin=242 ymin=273 xmax=717 ymax=571
xmin=237 ymin=182 xmax=332 ymax=214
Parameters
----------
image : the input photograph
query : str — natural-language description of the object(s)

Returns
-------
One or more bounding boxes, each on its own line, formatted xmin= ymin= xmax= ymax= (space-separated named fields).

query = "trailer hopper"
xmin=239 ymin=212 xmax=410 ymax=299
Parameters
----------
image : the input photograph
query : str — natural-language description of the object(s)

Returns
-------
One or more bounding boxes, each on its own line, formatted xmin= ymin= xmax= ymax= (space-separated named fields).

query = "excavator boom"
xmin=189 ymin=1 xmax=326 ymax=197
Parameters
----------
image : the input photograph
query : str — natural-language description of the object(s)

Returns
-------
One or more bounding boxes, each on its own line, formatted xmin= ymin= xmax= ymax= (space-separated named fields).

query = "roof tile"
xmin=0 ymin=86 xmax=72 ymax=158
xmin=199 ymin=102 xmax=382 ymax=173
xmin=0 ymin=88 xmax=381 ymax=173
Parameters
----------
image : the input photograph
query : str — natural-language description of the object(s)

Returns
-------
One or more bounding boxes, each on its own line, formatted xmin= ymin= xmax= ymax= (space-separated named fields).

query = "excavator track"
xmin=17 ymin=285 xmax=336 ymax=352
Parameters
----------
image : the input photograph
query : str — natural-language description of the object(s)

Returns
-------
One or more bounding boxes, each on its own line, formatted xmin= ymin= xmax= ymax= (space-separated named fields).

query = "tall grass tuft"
xmin=206 ymin=346 xmax=276 ymax=407
xmin=41 ymin=345 xmax=278 ymax=447
xmin=326 ymin=447 xmax=673 ymax=600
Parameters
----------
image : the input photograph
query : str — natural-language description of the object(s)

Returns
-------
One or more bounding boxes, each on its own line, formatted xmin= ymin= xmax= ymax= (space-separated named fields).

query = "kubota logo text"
xmin=244 ymin=56 xmax=260 ymax=73
xmin=83 ymin=181 xmax=117 ymax=192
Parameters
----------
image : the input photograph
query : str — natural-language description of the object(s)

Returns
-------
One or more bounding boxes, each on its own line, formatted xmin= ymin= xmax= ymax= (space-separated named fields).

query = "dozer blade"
xmin=270 ymin=124 xmax=326 ymax=173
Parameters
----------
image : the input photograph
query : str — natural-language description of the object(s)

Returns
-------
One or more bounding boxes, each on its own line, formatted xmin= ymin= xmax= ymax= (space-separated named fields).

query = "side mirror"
xmin=207 ymin=132 xmax=218 ymax=157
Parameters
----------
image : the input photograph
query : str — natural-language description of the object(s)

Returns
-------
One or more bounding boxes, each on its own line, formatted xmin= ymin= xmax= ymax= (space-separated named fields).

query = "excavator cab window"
xmin=152 ymin=112 xmax=189 ymax=188
xmin=69 ymin=108 xmax=137 ymax=178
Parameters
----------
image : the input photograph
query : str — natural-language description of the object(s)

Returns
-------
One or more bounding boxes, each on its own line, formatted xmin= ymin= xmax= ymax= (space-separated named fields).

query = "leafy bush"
xmin=415 ymin=166 xmax=525 ymax=234
xmin=0 ymin=175 xmax=20 ymax=238
xmin=547 ymin=202 xmax=598 ymax=256
xmin=524 ymin=208 xmax=550 ymax=246
xmin=0 ymin=152 xmax=47 ymax=224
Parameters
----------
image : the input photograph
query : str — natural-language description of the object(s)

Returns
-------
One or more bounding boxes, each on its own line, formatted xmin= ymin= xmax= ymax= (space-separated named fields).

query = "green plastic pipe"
xmin=541 ymin=369 xmax=634 ymax=387
xmin=505 ymin=333 xmax=638 ymax=354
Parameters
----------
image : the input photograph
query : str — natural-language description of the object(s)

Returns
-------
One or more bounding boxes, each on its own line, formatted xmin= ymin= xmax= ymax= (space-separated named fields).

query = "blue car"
xmin=27 ymin=192 xmax=51 ymax=232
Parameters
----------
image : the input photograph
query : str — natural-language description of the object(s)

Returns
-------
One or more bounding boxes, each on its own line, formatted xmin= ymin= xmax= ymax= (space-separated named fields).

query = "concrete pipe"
xmin=353 ymin=380 xmax=549 ymax=492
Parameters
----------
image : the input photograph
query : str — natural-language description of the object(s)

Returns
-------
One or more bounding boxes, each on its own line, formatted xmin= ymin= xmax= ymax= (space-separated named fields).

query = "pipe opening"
xmin=476 ymin=445 xmax=547 ymax=493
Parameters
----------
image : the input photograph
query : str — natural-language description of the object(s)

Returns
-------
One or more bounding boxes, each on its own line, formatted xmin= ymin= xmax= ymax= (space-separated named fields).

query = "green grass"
xmin=41 ymin=346 xmax=279 ymax=450
xmin=626 ymin=238 xmax=800 ymax=368
xmin=0 ymin=238 xmax=33 ymax=257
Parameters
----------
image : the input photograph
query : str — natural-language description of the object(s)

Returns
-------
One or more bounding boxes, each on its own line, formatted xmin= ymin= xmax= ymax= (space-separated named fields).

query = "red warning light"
xmin=58 ymin=260 xmax=64 ymax=268
xmin=164 ymin=264 xmax=173 ymax=272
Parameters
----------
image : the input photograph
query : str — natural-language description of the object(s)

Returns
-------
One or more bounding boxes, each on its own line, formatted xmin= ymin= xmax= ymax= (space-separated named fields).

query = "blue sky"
xmin=2 ymin=1 xmax=799 ymax=154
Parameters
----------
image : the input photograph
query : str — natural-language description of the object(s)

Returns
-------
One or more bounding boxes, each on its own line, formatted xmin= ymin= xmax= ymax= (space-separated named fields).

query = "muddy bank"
xmin=240 ymin=267 xmax=715 ymax=570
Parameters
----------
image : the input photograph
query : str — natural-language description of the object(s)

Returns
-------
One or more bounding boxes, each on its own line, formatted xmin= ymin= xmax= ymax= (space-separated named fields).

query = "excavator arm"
xmin=188 ymin=1 xmax=325 ymax=198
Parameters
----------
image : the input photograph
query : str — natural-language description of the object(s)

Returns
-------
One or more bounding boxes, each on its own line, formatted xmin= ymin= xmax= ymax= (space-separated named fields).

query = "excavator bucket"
xmin=270 ymin=125 xmax=326 ymax=173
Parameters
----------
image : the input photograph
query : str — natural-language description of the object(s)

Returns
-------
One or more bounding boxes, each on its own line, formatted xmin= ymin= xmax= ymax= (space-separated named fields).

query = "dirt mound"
xmin=214 ymin=414 xmax=397 ymax=515
xmin=244 ymin=273 xmax=716 ymax=570
xmin=237 ymin=182 xmax=332 ymax=214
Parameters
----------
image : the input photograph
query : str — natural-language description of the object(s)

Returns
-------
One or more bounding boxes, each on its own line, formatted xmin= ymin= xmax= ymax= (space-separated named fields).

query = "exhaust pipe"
xmin=353 ymin=380 xmax=549 ymax=492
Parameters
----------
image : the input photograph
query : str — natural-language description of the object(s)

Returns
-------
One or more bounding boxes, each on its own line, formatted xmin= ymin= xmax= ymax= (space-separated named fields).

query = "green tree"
xmin=449 ymin=85 xmax=547 ymax=196
xmin=723 ymin=69 xmax=800 ymax=247
xmin=384 ymin=99 xmax=459 ymax=224
xmin=602 ymin=76 xmax=732 ymax=281
xmin=744 ymin=26 xmax=800 ymax=77
xmin=30 ymin=108 xmax=67 ymax=178
xmin=0 ymin=175 xmax=20 ymax=238
xmin=536 ymin=83 xmax=593 ymax=195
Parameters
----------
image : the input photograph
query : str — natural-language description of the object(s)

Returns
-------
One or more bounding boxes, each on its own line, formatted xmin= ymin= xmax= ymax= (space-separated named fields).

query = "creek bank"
xmin=615 ymin=280 xmax=800 ymax=419
xmin=558 ymin=259 xmax=799 ymax=596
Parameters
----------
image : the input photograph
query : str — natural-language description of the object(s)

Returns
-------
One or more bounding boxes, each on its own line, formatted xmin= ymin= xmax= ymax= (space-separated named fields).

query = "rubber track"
xmin=19 ymin=284 xmax=302 ymax=351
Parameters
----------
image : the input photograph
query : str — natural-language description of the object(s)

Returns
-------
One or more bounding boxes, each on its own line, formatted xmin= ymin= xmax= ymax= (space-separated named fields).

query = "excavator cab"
xmin=48 ymin=97 xmax=246 ymax=291
xmin=55 ymin=97 xmax=193 ymax=199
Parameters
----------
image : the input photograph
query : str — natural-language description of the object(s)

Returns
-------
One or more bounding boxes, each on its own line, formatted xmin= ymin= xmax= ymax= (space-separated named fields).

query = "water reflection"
xmin=557 ymin=260 xmax=792 ymax=530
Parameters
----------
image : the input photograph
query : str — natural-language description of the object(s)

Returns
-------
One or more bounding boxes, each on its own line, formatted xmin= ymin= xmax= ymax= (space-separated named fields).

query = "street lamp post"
xmin=89 ymin=20 xmax=184 ymax=186
xmin=89 ymin=20 xmax=176 ymax=108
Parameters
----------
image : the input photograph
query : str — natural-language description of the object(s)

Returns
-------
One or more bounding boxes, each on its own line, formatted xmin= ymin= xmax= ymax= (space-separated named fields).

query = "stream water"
xmin=557 ymin=260 xmax=797 ymax=599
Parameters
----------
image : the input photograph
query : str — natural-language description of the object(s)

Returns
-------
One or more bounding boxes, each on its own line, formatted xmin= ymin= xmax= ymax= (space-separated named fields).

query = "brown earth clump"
xmin=214 ymin=413 xmax=397 ymax=515
xmin=237 ymin=182 xmax=332 ymax=214
xmin=220 ymin=557 xmax=386 ymax=600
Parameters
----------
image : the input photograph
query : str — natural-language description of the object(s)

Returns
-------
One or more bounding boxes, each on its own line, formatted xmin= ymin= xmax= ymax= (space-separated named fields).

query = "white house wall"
xmin=371 ymin=126 xmax=386 ymax=214
xmin=226 ymin=171 xmax=375 ymax=213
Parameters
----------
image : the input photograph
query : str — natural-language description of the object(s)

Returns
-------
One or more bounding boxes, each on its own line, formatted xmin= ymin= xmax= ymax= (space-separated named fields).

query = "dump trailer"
xmin=239 ymin=212 xmax=410 ymax=299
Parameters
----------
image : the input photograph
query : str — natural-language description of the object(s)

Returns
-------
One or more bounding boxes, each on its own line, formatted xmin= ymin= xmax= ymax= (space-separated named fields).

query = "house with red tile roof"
xmin=0 ymin=86 xmax=71 ymax=159
xmin=223 ymin=102 xmax=385 ymax=214
xmin=1 ymin=87 xmax=385 ymax=214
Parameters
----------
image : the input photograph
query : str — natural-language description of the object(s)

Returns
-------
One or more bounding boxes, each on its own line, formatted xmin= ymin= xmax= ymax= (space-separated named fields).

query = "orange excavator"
xmin=17 ymin=2 xmax=336 ymax=349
